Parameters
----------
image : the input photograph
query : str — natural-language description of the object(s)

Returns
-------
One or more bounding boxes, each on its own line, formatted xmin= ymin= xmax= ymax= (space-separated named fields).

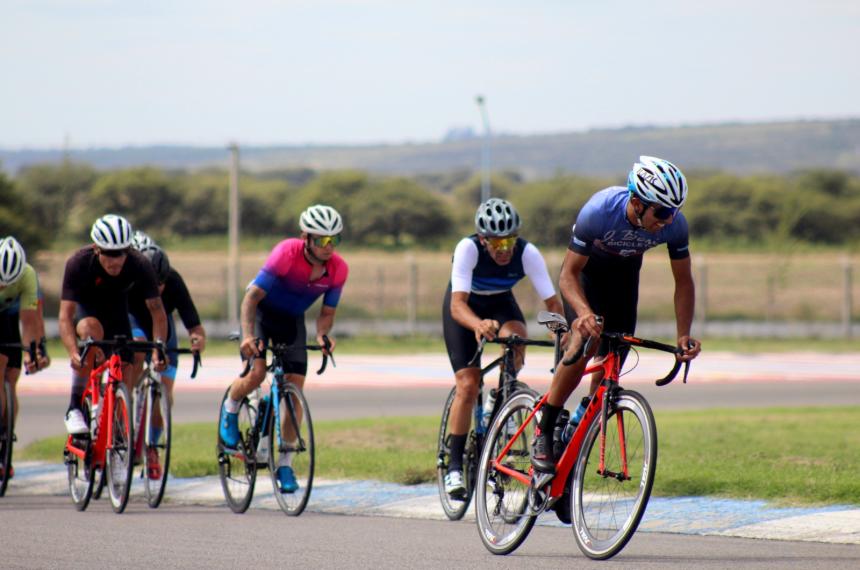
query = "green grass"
xmin=18 ymin=407 xmax=860 ymax=505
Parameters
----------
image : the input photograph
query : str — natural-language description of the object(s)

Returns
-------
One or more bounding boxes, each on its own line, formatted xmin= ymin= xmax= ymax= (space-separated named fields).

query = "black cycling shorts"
xmin=74 ymin=302 xmax=134 ymax=362
xmin=250 ymin=310 xmax=308 ymax=377
xmin=442 ymin=285 xmax=525 ymax=372
xmin=0 ymin=310 xmax=22 ymax=369
xmin=563 ymin=254 xmax=641 ymax=363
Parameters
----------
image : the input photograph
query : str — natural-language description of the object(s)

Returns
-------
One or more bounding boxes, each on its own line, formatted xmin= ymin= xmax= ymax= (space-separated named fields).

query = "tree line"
xmin=3 ymin=162 xmax=860 ymax=253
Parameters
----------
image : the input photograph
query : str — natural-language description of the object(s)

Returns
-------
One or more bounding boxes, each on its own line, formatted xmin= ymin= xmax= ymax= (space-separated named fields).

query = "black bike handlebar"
xmin=467 ymin=334 xmax=555 ymax=367
xmin=239 ymin=335 xmax=333 ymax=378
xmin=165 ymin=347 xmax=202 ymax=379
xmin=0 ymin=340 xmax=40 ymax=375
xmin=562 ymin=328 xmax=691 ymax=386
xmin=78 ymin=336 xmax=168 ymax=366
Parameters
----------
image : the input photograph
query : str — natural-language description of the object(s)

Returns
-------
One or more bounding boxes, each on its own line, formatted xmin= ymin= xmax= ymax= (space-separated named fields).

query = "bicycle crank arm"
xmin=597 ymin=468 xmax=631 ymax=481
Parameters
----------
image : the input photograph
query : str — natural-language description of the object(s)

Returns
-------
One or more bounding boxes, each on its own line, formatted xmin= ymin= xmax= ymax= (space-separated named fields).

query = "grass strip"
xmin=19 ymin=407 xmax=860 ymax=506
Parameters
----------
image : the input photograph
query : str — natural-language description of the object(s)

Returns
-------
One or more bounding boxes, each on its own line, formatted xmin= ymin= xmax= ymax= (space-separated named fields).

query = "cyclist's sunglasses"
xmin=486 ymin=235 xmax=517 ymax=251
xmin=311 ymin=235 xmax=341 ymax=248
xmin=98 ymin=248 xmax=130 ymax=258
xmin=644 ymin=202 xmax=678 ymax=221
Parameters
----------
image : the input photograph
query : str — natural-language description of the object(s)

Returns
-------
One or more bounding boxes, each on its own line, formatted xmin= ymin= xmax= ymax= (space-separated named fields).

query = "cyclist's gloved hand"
xmin=240 ymin=336 xmax=262 ymax=359
xmin=190 ymin=331 xmax=207 ymax=354
xmin=676 ymin=335 xmax=701 ymax=362
xmin=474 ymin=319 xmax=500 ymax=342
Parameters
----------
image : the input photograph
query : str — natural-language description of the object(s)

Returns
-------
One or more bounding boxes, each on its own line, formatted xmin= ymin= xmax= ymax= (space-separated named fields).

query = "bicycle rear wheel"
xmin=571 ymin=389 xmax=657 ymax=560
xmin=217 ymin=389 xmax=257 ymax=513
xmin=107 ymin=382 xmax=134 ymax=513
xmin=269 ymin=383 xmax=314 ymax=516
xmin=0 ymin=381 xmax=14 ymax=496
xmin=436 ymin=386 xmax=476 ymax=520
xmin=475 ymin=389 xmax=538 ymax=555
xmin=143 ymin=380 xmax=171 ymax=508
xmin=66 ymin=394 xmax=94 ymax=511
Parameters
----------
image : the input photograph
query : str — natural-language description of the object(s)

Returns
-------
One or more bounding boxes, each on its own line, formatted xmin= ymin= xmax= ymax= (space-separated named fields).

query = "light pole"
xmin=227 ymin=142 xmax=241 ymax=330
xmin=475 ymin=95 xmax=491 ymax=204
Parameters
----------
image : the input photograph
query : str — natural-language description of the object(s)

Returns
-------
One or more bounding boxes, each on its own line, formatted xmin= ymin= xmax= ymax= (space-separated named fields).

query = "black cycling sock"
xmin=538 ymin=402 xmax=562 ymax=434
xmin=68 ymin=375 xmax=87 ymax=412
xmin=447 ymin=433 xmax=468 ymax=472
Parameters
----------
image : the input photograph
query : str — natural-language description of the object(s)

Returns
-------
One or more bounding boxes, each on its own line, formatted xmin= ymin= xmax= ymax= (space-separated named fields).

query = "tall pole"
xmin=475 ymin=95 xmax=491 ymax=204
xmin=227 ymin=142 xmax=241 ymax=329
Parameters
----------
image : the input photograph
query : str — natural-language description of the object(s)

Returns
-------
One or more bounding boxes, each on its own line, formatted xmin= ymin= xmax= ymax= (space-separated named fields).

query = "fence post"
xmin=407 ymin=254 xmax=417 ymax=335
xmin=843 ymin=255 xmax=853 ymax=338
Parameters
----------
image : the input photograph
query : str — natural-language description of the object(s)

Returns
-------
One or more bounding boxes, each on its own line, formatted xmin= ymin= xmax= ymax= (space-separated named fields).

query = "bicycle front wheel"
xmin=217 ymin=389 xmax=257 ymax=513
xmin=475 ymin=389 xmax=538 ymax=555
xmin=436 ymin=386 xmax=476 ymax=520
xmin=571 ymin=389 xmax=657 ymax=560
xmin=107 ymin=382 xmax=134 ymax=513
xmin=0 ymin=381 xmax=15 ymax=496
xmin=269 ymin=383 xmax=314 ymax=516
xmin=143 ymin=381 xmax=171 ymax=508
xmin=66 ymin=394 xmax=94 ymax=510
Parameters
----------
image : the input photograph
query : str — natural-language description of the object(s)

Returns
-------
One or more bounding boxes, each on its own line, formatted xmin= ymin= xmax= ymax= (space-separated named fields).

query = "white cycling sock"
xmin=278 ymin=441 xmax=298 ymax=468
xmin=223 ymin=398 xmax=241 ymax=414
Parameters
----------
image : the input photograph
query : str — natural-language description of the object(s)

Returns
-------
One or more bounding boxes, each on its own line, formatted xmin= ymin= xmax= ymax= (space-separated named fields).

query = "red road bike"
xmin=64 ymin=336 xmax=166 ymax=513
xmin=475 ymin=311 xmax=690 ymax=560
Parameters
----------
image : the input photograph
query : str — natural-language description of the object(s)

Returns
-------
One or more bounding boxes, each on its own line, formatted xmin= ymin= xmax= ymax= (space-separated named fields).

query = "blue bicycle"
xmin=217 ymin=338 xmax=332 ymax=516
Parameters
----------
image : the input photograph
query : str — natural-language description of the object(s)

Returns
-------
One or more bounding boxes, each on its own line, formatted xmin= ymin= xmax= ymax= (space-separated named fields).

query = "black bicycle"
xmin=217 ymin=337 xmax=332 ymax=516
xmin=0 ymin=340 xmax=40 ymax=496
xmin=436 ymin=334 xmax=560 ymax=520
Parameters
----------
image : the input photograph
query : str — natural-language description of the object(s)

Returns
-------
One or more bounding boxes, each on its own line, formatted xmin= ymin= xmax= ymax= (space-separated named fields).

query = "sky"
xmin=2 ymin=0 xmax=858 ymax=148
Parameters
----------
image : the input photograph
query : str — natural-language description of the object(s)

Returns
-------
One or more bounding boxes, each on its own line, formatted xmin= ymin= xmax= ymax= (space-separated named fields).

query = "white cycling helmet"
xmin=299 ymin=205 xmax=343 ymax=236
xmin=90 ymin=214 xmax=134 ymax=250
xmin=0 ymin=236 xmax=26 ymax=286
xmin=627 ymin=155 xmax=688 ymax=209
xmin=131 ymin=230 xmax=156 ymax=250
xmin=475 ymin=198 xmax=521 ymax=237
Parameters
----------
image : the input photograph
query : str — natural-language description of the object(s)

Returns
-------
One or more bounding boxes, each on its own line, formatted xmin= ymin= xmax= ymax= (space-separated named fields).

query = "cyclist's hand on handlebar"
xmin=317 ymin=333 xmax=335 ymax=355
xmin=473 ymin=319 xmax=500 ymax=342
xmin=676 ymin=335 xmax=701 ymax=362
xmin=240 ymin=336 xmax=262 ymax=359
xmin=151 ymin=348 xmax=167 ymax=372
xmin=69 ymin=351 xmax=84 ymax=371
xmin=573 ymin=313 xmax=603 ymax=339
xmin=190 ymin=332 xmax=206 ymax=354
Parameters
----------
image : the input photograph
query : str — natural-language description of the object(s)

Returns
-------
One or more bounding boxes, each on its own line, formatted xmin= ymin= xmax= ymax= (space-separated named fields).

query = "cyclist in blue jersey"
xmin=442 ymin=198 xmax=563 ymax=497
xmin=531 ymin=156 xmax=702 ymax=473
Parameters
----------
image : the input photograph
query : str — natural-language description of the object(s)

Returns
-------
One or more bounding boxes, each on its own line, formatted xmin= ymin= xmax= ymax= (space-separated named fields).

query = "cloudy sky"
xmin=2 ymin=0 xmax=858 ymax=148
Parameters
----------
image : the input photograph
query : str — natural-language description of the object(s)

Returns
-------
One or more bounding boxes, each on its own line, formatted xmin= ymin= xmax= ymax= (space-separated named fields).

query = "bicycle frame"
xmin=65 ymin=354 xmax=124 ymax=469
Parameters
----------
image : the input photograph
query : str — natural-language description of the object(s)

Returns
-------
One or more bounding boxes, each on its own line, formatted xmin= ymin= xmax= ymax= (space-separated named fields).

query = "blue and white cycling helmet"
xmin=91 ymin=214 xmax=134 ymax=250
xmin=627 ymin=156 xmax=688 ymax=209
xmin=131 ymin=230 xmax=156 ymax=251
xmin=0 ymin=236 xmax=26 ymax=286
xmin=475 ymin=198 xmax=521 ymax=237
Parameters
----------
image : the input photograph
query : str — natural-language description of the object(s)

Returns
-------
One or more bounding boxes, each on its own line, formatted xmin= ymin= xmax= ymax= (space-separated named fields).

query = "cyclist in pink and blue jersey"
xmin=219 ymin=205 xmax=348 ymax=493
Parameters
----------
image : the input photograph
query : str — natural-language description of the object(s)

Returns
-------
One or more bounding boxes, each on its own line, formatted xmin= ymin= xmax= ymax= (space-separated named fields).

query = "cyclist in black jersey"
xmin=442 ymin=198 xmax=563 ymax=497
xmin=59 ymin=214 xmax=168 ymax=435
xmin=531 ymin=156 xmax=702 ymax=473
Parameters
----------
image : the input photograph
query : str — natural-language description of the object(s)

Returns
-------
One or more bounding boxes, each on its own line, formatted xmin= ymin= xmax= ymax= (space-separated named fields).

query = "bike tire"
xmin=0 ymin=381 xmax=14 ymax=496
xmin=107 ymin=382 xmax=135 ymax=513
xmin=217 ymin=388 xmax=257 ymax=514
xmin=475 ymin=389 xmax=539 ymax=555
xmin=436 ymin=386 xmax=476 ymax=520
xmin=571 ymin=389 xmax=657 ymax=560
xmin=268 ymin=383 xmax=315 ymax=516
xmin=143 ymin=380 xmax=171 ymax=508
xmin=66 ymin=394 xmax=95 ymax=511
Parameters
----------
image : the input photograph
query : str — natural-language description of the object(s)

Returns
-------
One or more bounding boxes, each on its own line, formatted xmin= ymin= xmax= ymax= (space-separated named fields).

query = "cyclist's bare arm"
xmin=450 ymin=291 xmax=499 ymax=341
xmin=670 ymin=256 xmax=701 ymax=361
xmin=58 ymin=300 xmax=83 ymax=369
xmin=146 ymin=296 xmax=169 ymax=370
xmin=239 ymin=285 xmax=266 ymax=358
xmin=558 ymin=250 xmax=601 ymax=338
xmin=316 ymin=305 xmax=337 ymax=354
xmin=19 ymin=308 xmax=45 ymax=372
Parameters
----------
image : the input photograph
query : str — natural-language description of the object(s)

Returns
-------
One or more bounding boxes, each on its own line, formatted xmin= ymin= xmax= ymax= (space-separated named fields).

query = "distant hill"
xmin=3 ymin=119 xmax=859 ymax=178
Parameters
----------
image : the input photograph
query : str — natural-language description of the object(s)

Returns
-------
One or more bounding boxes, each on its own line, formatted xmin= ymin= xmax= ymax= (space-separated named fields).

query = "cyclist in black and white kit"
xmin=59 ymin=215 xmax=168 ymax=435
xmin=531 ymin=156 xmax=702 ymax=473
xmin=442 ymin=198 xmax=563 ymax=497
